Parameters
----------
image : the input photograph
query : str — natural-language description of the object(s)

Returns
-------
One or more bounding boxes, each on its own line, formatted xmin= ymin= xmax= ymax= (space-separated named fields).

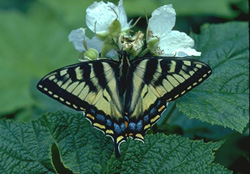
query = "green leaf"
xmin=108 ymin=134 xmax=230 ymax=174
xmin=0 ymin=6 xmax=77 ymax=115
xmin=43 ymin=112 xmax=114 ymax=174
xmin=0 ymin=119 xmax=55 ymax=173
xmin=177 ymin=21 xmax=249 ymax=133
xmin=0 ymin=112 xmax=232 ymax=173
xmin=169 ymin=105 xmax=235 ymax=140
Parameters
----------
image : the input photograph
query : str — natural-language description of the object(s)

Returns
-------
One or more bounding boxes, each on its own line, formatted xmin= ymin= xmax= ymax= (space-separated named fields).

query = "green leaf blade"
xmin=177 ymin=22 xmax=249 ymax=133
xmin=43 ymin=112 xmax=114 ymax=174
xmin=0 ymin=112 xmax=233 ymax=173
xmin=108 ymin=134 xmax=231 ymax=174
xmin=0 ymin=120 xmax=55 ymax=174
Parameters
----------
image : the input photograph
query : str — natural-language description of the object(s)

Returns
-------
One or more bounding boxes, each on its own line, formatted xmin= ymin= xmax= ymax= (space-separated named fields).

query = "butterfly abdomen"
xmin=118 ymin=51 xmax=131 ymax=95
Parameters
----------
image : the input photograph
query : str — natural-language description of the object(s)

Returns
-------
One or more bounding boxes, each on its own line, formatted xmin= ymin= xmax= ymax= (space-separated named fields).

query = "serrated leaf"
xmin=108 ymin=134 xmax=231 ymax=174
xmin=43 ymin=112 xmax=114 ymax=174
xmin=0 ymin=112 xmax=232 ymax=174
xmin=169 ymin=105 xmax=235 ymax=140
xmin=0 ymin=119 xmax=55 ymax=173
xmin=0 ymin=7 xmax=77 ymax=115
xmin=177 ymin=22 xmax=249 ymax=133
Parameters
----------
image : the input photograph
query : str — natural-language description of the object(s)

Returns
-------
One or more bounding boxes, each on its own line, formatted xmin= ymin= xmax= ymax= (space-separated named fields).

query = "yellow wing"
xmin=125 ymin=57 xmax=212 ymax=140
xmin=37 ymin=59 xmax=127 ymax=157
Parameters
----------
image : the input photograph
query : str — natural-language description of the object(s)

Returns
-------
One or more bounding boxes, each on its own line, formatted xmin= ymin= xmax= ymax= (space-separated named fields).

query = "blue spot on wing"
xmin=128 ymin=122 xmax=136 ymax=131
xmin=156 ymin=100 xmax=161 ymax=107
xmin=144 ymin=114 xmax=149 ymax=123
xmin=120 ymin=123 xmax=126 ymax=132
xmin=150 ymin=107 xmax=157 ymax=115
xmin=136 ymin=120 xmax=143 ymax=131
xmin=114 ymin=123 xmax=122 ymax=134
xmin=106 ymin=119 xmax=112 ymax=127
xmin=90 ymin=108 xmax=96 ymax=114
xmin=96 ymin=114 xmax=105 ymax=121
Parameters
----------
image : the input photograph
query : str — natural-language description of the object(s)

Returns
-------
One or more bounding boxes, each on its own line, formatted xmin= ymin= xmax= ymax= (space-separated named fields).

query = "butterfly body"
xmin=37 ymin=51 xmax=211 ymax=158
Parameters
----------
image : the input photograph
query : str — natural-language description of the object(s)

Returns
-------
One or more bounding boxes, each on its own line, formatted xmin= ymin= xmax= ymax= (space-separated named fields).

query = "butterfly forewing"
xmin=124 ymin=57 xmax=212 ymax=140
xmin=37 ymin=59 xmax=128 ymax=155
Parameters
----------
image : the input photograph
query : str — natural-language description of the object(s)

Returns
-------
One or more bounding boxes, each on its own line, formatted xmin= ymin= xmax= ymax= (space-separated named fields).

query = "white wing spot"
xmin=48 ymin=75 xmax=55 ymax=80
xmin=168 ymin=60 xmax=176 ymax=73
xmin=183 ymin=61 xmax=191 ymax=66
xmin=59 ymin=97 xmax=64 ymax=102
xmin=167 ymin=98 xmax=172 ymax=101
xmin=80 ymin=107 xmax=85 ymax=111
xmin=75 ymin=66 xmax=83 ymax=80
xmin=174 ymin=94 xmax=179 ymax=99
xmin=60 ymin=69 xmax=67 ymax=76
xmin=56 ymin=80 xmax=63 ymax=87
xmin=189 ymin=70 xmax=195 ymax=76
xmin=196 ymin=64 xmax=202 ymax=68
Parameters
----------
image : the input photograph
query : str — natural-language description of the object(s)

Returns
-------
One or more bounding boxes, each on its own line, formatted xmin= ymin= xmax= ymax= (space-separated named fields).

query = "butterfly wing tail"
xmin=114 ymin=141 xmax=121 ymax=158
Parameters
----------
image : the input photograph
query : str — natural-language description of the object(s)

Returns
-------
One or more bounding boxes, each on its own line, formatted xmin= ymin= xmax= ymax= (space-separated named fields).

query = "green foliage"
xmin=0 ymin=116 xmax=55 ymax=173
xmin=0 ymin=0 xmax=248 ymax=173
xmin=123 ymin=0 xmax=242 ymax=19
xmin=0 ymin=5 xmax=77 ymax=116
xmin=176 ymin=22 xmax=249 ymax=133
xmin=0 ymin=112 xmax=232 ymax=174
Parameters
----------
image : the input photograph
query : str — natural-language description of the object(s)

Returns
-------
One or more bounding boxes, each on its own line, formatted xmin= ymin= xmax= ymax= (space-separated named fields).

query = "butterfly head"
xmin=118 ymin=50 xmax=131 ymax=61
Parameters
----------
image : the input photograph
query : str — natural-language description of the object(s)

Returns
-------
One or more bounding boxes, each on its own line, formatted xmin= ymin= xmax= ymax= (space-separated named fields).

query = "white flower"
xmin=68 ymin=0 xmax=130 ymax=58
xmin=68 ymin=28 xmax=102 ymax=53
xmin=147 ymin=4 xmax=201 ymax=57
xmin=86 ymin=0 xmax=130 ymax=35
xmin=68 ymin=28 xmax=117 ymax=58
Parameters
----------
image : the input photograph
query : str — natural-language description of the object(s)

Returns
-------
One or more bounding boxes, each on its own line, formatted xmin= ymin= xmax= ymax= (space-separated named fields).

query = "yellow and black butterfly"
xmin=37 ymin=51 xmax=212 ymax=158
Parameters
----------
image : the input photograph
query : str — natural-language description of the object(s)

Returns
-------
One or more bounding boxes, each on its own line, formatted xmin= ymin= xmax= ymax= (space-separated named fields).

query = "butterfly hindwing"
xmin=125 ymin=56 xmax=212 ymax=139
xmin=37 ymin=59 xmax=128 ymax=156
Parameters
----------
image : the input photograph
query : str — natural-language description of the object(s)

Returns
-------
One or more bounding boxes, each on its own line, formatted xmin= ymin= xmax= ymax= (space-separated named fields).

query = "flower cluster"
xmin=68 ymin=0 xmax=201 ymax=60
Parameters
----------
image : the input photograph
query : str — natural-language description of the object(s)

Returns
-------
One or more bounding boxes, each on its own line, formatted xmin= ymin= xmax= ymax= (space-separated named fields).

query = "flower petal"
xmin=117 ymin=0 xmax=130 ymax=30
xmin=106 ymin=49 xmax=117 ymax=58
xmin=68 ymin=28 xmax=88 ymax=52
xmin=68 ymin=28 xmax=103 ymax=52
xmin=148 ymin=4 xmax=176 ymax=37
xmin=86 ymin=36 xmax=103 ymax=52
xmin=158 ymin=30 xmax=201 ymax=57
xmin=86 ymin=1 xmax=119 ymax=33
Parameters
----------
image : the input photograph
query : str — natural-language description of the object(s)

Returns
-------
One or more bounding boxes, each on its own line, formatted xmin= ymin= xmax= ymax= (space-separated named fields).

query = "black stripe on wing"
xmin=37 ymin=60 xmax=127 ymax=158
xmin=124 ymin=56 xmax=212 ymax=140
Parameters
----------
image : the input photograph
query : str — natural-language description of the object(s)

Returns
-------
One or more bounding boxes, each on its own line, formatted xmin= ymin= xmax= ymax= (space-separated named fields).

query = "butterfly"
xmin=37 ymin=51 xmax=212 ymax=158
